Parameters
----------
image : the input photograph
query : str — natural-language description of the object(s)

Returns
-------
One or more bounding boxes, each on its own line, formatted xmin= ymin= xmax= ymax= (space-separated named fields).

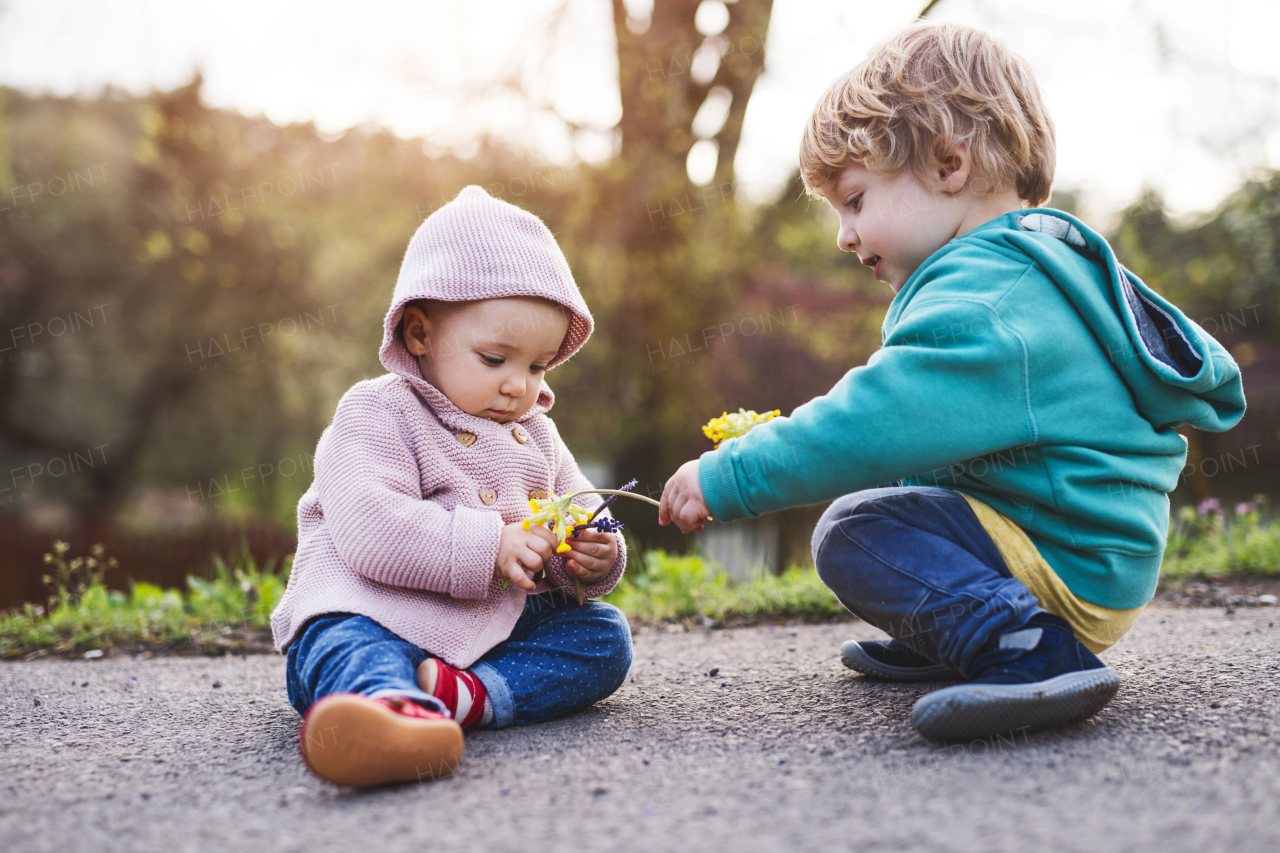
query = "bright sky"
xmin=3 ymin=0 xmax=1278 ymax=220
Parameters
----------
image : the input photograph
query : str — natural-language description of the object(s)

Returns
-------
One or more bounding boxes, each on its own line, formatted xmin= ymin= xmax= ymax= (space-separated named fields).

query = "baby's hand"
xmin=564 ymin=528 xmax=618 ymax=585
xmin=658 ymin=459 xmax=711 ymax=533
xmin=495 ymin=523 xmax=559 ymax=591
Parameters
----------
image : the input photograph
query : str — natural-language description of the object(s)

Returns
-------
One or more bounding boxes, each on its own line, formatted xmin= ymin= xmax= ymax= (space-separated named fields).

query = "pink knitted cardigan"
xmin=270 ymin=187 xmax=626 ymax=668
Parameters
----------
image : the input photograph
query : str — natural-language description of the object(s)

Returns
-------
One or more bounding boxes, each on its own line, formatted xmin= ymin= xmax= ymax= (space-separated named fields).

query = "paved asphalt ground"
xmin=2 ymin=603 xmax=1278 ymax=853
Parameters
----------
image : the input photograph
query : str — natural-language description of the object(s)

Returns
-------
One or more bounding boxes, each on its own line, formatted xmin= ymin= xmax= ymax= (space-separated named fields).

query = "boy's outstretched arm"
xmin=673 ymin=296 xmax=1037 ymax=525
xmin=658 ymin=460 xmax=710 ymax=534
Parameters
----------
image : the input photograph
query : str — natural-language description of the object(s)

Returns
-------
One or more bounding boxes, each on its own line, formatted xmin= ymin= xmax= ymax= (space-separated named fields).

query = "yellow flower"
xmin=701 ymin=408 xmax=781 ymax=448
xmin=522 ymin=490 xmax=594 ymax=553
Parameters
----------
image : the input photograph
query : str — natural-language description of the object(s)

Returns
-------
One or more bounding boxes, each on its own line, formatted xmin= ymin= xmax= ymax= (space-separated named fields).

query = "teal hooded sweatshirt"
xmin=699 ymin=209 xmax=1245 ymax=610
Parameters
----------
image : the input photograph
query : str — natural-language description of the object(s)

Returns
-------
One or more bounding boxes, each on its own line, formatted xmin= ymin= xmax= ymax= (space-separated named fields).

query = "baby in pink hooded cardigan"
xmin=272 ymin=187 xmax=631 ymax=787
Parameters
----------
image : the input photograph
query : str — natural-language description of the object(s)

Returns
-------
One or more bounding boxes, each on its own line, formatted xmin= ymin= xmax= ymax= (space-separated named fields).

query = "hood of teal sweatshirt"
xmin=885 ymin=210 xmax=1244 ymax=435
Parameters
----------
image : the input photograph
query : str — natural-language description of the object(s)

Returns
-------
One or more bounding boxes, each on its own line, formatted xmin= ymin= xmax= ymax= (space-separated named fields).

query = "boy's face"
xmin=819 ymin=159 xmax=976 ymax=290
xmin=402 ymin=297 xmax=570 ymax=423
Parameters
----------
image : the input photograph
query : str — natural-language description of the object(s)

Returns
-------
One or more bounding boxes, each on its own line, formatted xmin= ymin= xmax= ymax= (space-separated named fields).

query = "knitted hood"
xmin=379 ymin=186 xmax=594 ymax=389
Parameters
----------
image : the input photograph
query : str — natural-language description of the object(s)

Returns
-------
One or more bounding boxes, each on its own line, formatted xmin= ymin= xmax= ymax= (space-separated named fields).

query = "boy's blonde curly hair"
xmin=800 ymin=21 xmax=1055 ymax=206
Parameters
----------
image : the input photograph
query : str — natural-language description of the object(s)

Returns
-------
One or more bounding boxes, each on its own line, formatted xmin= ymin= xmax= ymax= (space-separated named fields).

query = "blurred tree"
xmin=599 ymin=0 xmax=774 ymax=248
xmin=0 ymin=79 xmax=315 ymax=532
xmin=1115 ymin=181 xmax=1280 ymax=341
xmin=0 ymin=85 xmax=12 ymax=188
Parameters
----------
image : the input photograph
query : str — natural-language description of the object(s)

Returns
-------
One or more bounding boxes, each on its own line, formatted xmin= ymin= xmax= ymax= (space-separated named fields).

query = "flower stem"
xmin=569 ymin=489 xmax=661 ymax=507
xmin=568 ymin=490 xmax=654 ymax=605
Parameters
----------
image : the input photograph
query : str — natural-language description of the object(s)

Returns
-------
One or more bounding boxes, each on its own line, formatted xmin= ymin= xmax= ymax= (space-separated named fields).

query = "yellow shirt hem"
xmin=959 ymin=494 xmax=1142 ymax=653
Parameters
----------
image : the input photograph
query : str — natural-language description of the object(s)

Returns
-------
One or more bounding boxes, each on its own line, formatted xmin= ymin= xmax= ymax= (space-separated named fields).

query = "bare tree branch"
xmin=707 ymin=0 xmax=775 ymax=188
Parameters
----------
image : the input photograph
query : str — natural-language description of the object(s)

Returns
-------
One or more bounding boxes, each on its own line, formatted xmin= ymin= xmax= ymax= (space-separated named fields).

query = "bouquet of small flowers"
xmin=517 ymin=479 xmax=652 ymax=602
xmin=702 ymin=408 xmax=781 ymax=448
xmin=516 ymin=408 xmax=780 ymax=601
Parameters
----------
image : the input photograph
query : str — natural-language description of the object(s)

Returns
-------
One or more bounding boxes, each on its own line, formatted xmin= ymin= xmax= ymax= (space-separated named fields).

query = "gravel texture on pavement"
xmin=2 ymin=603 xmax=1278 ymax=853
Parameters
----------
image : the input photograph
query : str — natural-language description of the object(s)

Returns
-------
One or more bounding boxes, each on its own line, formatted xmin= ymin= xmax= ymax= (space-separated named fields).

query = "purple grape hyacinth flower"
xmin=572 ymin=515 xmax=626 ymax=535
xmin=585 ymin=517 xmax=625 ymax=534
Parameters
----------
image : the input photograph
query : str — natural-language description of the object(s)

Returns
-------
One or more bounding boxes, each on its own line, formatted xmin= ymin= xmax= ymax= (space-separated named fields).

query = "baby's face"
xmin=403 ymin=297 xmax=570 ymax=423
xmin=820 ymin=160 xmax=971 ymax=291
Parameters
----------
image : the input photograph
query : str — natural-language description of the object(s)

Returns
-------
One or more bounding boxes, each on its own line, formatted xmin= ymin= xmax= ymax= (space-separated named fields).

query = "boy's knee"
xmin=812 ymin=488 xmax=895 ymax=561
xmin=813 ymin=499 xmax=851 ymax=566
xmin=817 ymin=491 xmax=869 ymax=531
xmin=813 ymin=533 xmax=839 ymax=586
xmin=813 ymin=496 xmax=880 ymax=583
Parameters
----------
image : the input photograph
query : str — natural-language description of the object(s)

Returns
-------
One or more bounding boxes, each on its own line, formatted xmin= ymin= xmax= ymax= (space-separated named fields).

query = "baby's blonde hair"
xmin=800 ymin=21 xmax=1055 ymax=206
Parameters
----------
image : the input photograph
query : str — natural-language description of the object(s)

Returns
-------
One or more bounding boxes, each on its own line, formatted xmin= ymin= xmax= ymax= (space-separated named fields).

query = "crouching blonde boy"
xmin=660 ymin=22 xmax=1245 ymax=742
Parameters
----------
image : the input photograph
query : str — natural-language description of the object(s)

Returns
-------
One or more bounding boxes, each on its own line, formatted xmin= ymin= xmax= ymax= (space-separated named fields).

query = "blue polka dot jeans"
xmin=286 ymin=592 xmax=634 ymax=728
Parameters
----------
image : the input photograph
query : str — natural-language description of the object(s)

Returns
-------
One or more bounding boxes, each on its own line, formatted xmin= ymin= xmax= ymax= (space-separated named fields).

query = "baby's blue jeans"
xmin=812 ymin=486 xmax=1044 ymax=677
xmin=285 ymin=592 xmax=633 ymax=728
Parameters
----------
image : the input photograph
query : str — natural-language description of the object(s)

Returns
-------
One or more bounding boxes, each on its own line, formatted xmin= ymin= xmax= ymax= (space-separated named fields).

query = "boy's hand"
xmin=495 ymin=523 xmax=559 ymax=591
xmin=659 ymin=460 xmax=711 ymax=533
xmin=564 ymin=528 xmax=618 ymax=585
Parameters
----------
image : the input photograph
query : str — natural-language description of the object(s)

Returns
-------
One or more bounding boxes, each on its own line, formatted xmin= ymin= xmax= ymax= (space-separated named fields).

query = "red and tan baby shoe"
xmin=419 ymin=658 xmax=491 ymax=729
xmin=299 ymin=694 xmax=463 ymax=787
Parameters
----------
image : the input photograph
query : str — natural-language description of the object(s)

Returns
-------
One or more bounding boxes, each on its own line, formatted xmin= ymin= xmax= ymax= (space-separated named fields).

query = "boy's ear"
xmin=935 ymin=140 xmax=972 ymax=194
xmin=401 ymin=305 xmax=433 ymax=358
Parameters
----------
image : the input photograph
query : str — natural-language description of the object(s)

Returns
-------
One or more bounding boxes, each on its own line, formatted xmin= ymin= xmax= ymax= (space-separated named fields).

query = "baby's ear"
xmin=401 ymin=304 xmax=434 ymax=357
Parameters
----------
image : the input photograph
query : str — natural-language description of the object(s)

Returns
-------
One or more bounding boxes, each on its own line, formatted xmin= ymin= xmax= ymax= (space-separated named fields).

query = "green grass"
xmin=0 ymin=540 xmax=290 ymax=659
xmin=1 ymin=541 xmax=842 ymax=657
xmin=603 ymin=550 xmax=843 ymax=624
xmin=5 ymin=501 xmax=1279 ymax=657
xmin=1160 ymin=500 xmax=1280 ymax=582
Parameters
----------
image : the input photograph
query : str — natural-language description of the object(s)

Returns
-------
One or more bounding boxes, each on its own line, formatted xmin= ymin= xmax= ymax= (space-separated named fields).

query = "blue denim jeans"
xmin=811 ymin=487 xmax=1043 ymax=677
xmin=286 ymin=592 xmax=634 ymax=728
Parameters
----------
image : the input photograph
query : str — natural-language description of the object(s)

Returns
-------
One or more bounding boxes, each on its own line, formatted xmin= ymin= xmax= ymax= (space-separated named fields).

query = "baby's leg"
xmin=811 ymin=486 xmax=1041 ymax=678
xmin=469 ymin=593 xmax=633 ymax=728
xmin=285 ymin=614 xmax=462 ymax=787
xmin=285 ymin=613 xmax=443 ymax=715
